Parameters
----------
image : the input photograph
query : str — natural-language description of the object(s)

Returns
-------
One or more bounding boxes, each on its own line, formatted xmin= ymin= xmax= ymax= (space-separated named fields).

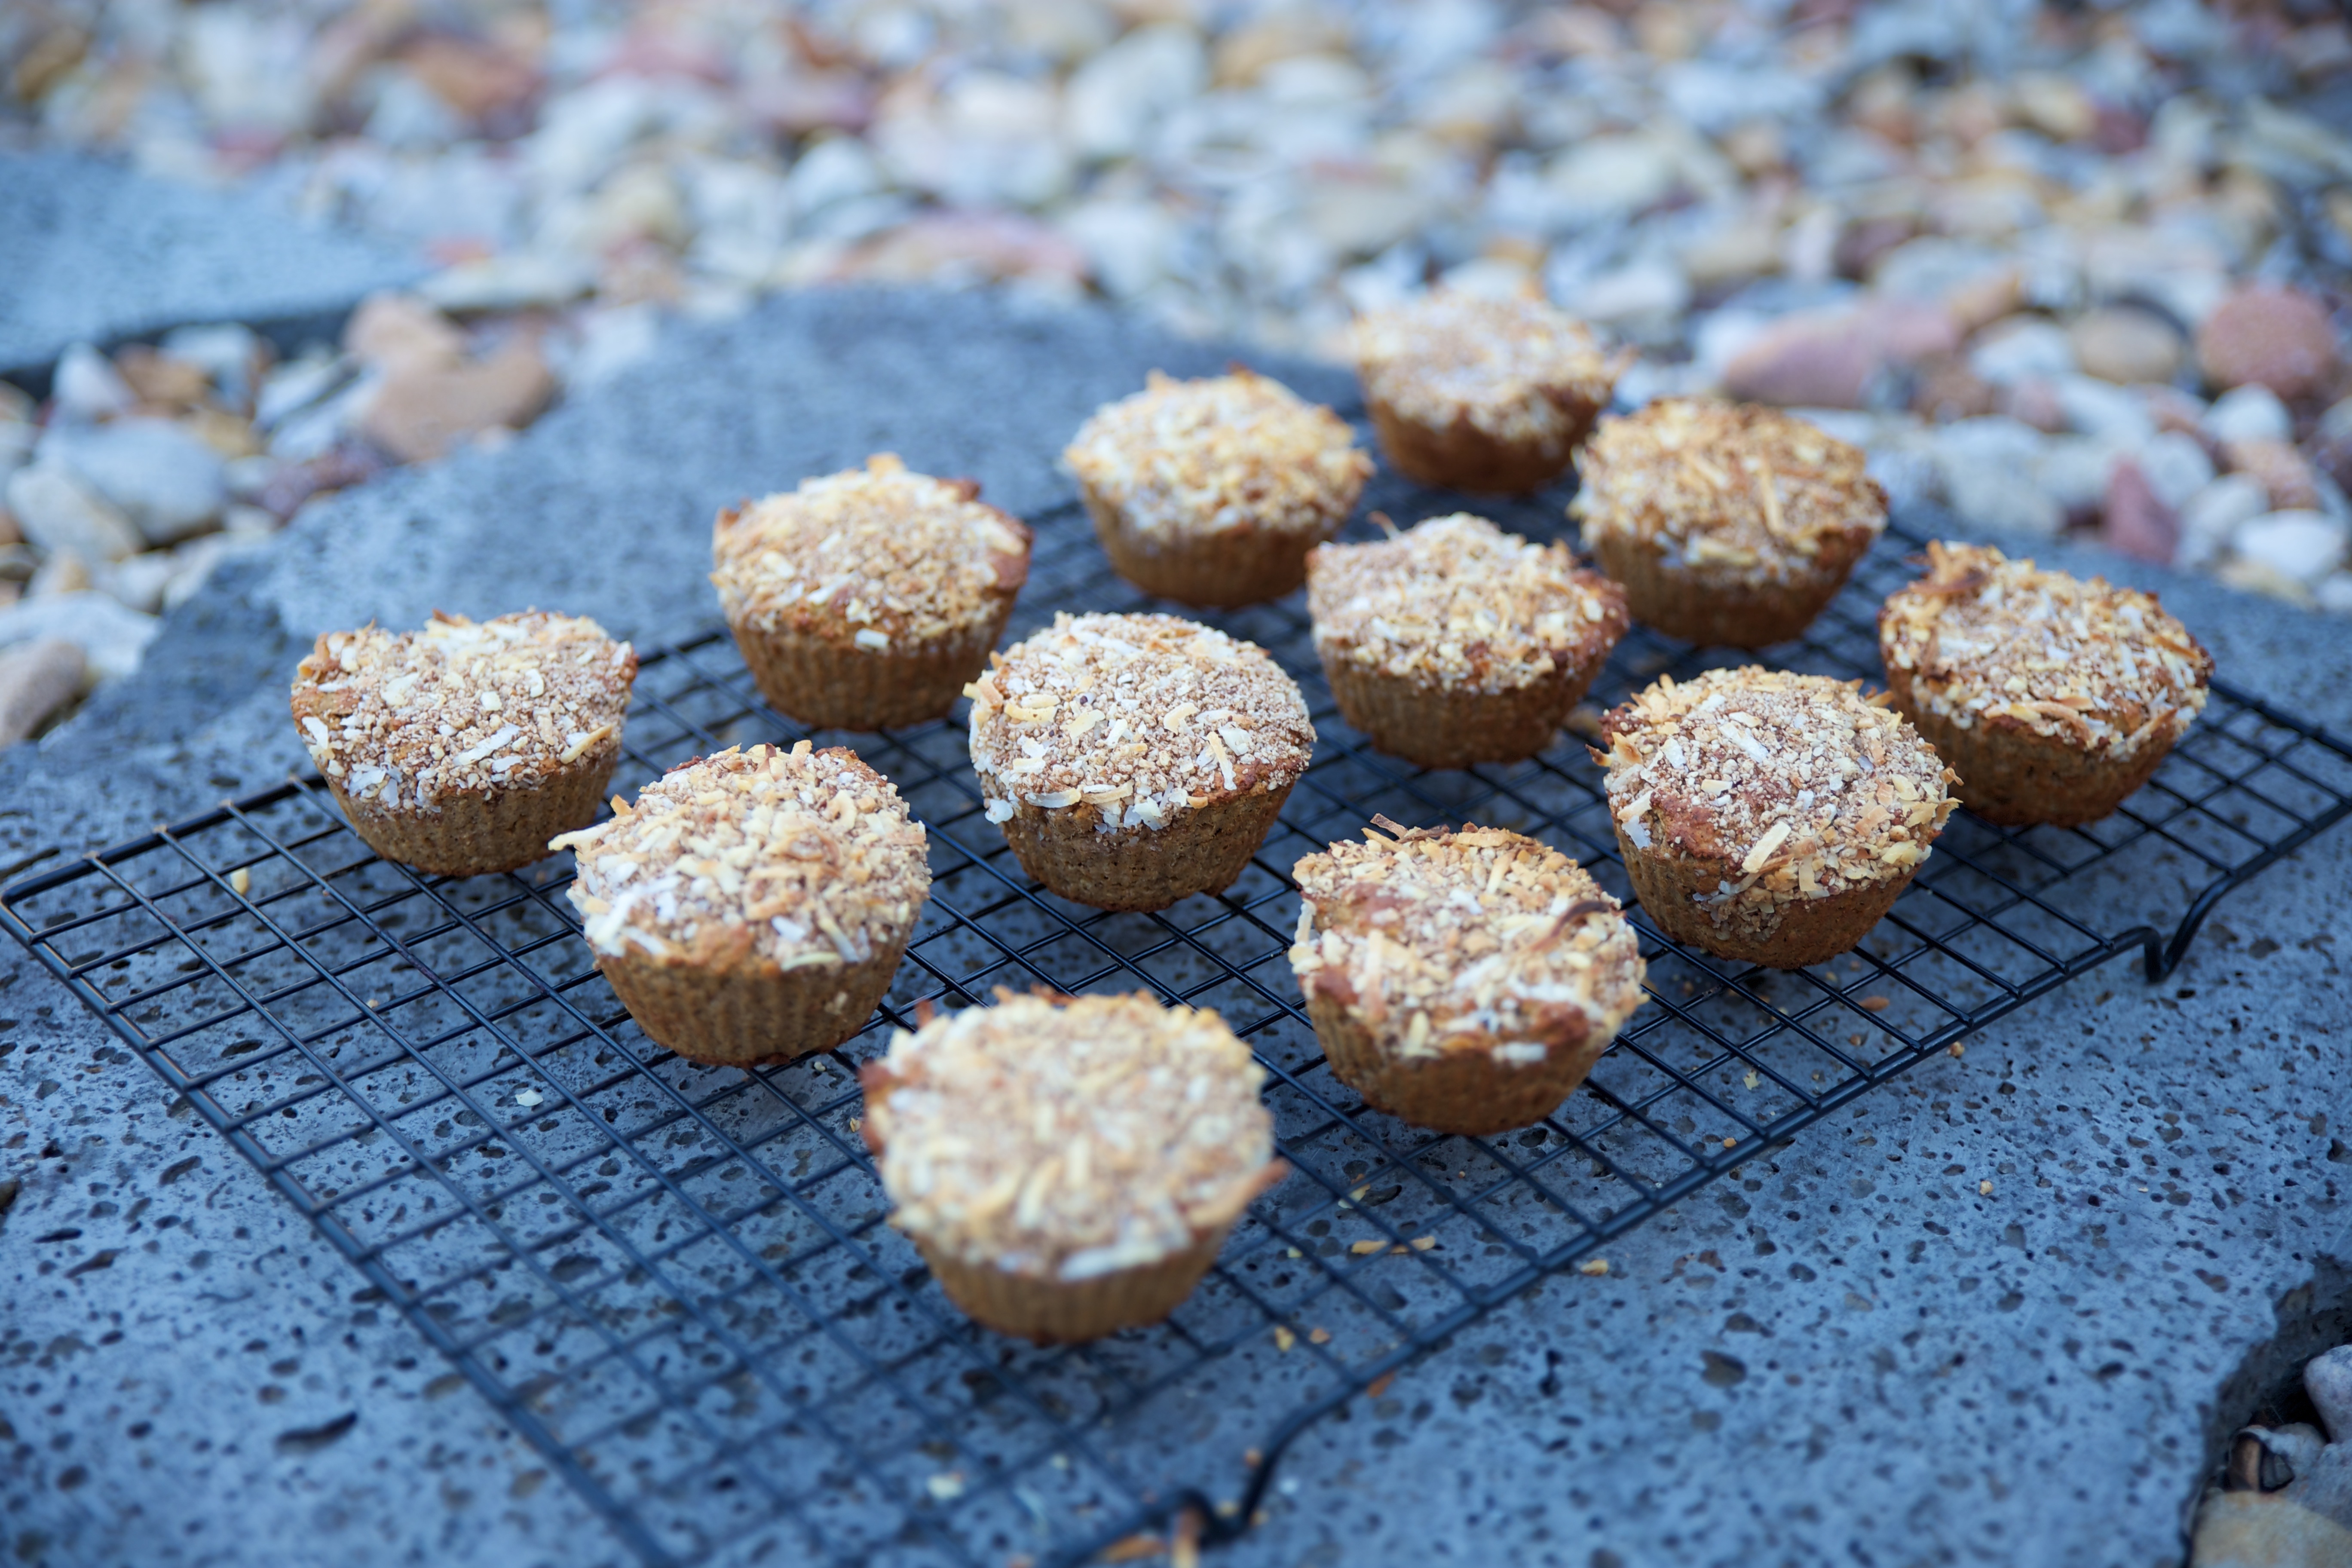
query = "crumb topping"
xmin=1063 ymin=369 xmax=1372 ymax=541
xmin=551 ymin=741 xmax=929 ymax=968
xmin=1879 ymin=541 xmax=2212 ymax=757
xmin=711 ymin=453 xmax=1031 ymax=652
xmin=966 ymin=613 xmax=1314 ymax=830
xmin=1290 ymin=820 xmax=1646 ymax=1068
xmin=291 ymin=610 xmax=636 ymax=812
xmin=1353 ymin=293 xmax=1621 ymax=449
xmin=1307 ymin=514 xmax=1629 ymax=695
xmin=1599 ymin=668 xmax=1955 ymax=918
xmin=1571 ymin=400 xmax=1887 ymax=584
xmin=862 ymin=991 xmax=1279 ymax=1281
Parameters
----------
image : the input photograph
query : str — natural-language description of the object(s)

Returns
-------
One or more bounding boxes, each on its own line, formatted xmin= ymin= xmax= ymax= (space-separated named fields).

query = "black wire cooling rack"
xmin=7 ymin=469 xmax=2352 ymax=1568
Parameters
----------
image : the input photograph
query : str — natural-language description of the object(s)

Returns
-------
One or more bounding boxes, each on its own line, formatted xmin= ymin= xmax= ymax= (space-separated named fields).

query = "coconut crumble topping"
xmin=551 ymin=741 xmax=928 ymax=967
xmin=1880 ymin=541 xmax=2212 ymax=757
xmin=966 ymin=612 xmax=1314 ymax=830
xmin=1308 ymin=514 xmax=1629 ymax=695
xmin=863 ymin=992 xmax=1278 ymax=1282
xmin=711 ymin=453 xmax=1031 ymax=652
xmin=1290 ymin=820 xmax=1646 ymax=1068
xmin=1571 ymin=400 xmax=1886 ymax=584
xmin=1599 ymin=668 xmax=1956 ymax=916
xmin=291 ymin=610 xmax=636 ymax=812
xmin=1353 ymin=293 xmax=1621 ymax=449
xmin=1062 ymin=369 xmax=1372 ymax=541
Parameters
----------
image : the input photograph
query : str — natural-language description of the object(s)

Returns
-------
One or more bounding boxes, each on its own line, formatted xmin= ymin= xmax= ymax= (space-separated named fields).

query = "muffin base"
xmin=1586 ymin=532 xmax=1864 ymax=649
xmin=730 ymin=616 xmax=1011 ymax=732
xmin=914 ymin=1230 xmax=1234 ymax=1344
xmin=1887 ymin=693 xmax=2182 ymax=828
xmin=1081 ymin=482 xmax=1340 ymax=609
xmin=1323 ymin=657 xmax=1608 ymax=770
xmin=1306 ymin=992 xmax=1605 ymax=1136
xmin=1615 ymin=831 xmax=1920 ymax=969
xmin=1365 ymin=394 xmax=1595 ymax=496
xmin=995 ymin=786 xmax=1293 ymax=912
xmin=329 ymin=753 xmax=619 ymax=878
xmin=593 ymin=936 xmax=908 ymax=1066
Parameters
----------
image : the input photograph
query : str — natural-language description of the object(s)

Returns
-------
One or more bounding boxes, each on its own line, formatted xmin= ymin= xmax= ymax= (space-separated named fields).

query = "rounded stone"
xmin=2068 ymin=306 xmax=2185 ymax=386
xmin=2196 ymin=286 xmax=2341 ymax=401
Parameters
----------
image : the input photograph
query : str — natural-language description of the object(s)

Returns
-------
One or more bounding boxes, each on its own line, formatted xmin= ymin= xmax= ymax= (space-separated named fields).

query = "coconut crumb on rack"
xmin=1880 ymin=540 xmax=2212 ymax=756
xmin=551 ymin=741 xmax=928 ymax=968
xmin=1290 ymin=820 xmax=1645 ymax=1066
xmin=1352 ymin=294 xmax=1620 ymax=449
xmin=863 ymin=991 xmax=1277 ymax=1281
xmin=1308 ymin=514 xmax=1627 ymax=695
xmin=1062 ymin=369 xmax=1371 ymax=541
xmin=1571 ymin=400 xmax=1886 ymax=583
xmin=711 ymin=453 xmax=1031 ymax=652
xmin=1599 ymin=668 xmax=1956 ymax=921
xmin=291 ymin=610 xmax=636 ymax=812
xmin=966 ymin=612 xmax=1314 ymax=830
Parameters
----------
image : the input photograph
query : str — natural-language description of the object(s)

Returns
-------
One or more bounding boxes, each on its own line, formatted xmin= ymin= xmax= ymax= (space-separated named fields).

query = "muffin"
xmin=1597 ymin=668 xmax=1957 ymax=968
xmin=291 ymin=610 xmax=637 ymax=877
xmin=712 ymin=453 xmax=1032 ymax=729
xmin=1289 ymin=820 xmax=1647 ymax=1135
xmin=1063 ymin=369 xmax=1373 ymax=608
xmin=1878 ymin=541 xmax=2214 ymax=827
xmin=549 ymin=741 xmax=929 ymax=1065
xmin=967 ymin=613 xmax=1315 ymax=911
xmin=1571 ymin=400 xmax=1886 ymax=648
xmin=1306 ymin=513 xmax=1629 ymax=768
xmin=1352 ymin=292 xmax=1624 ymax=493
xmin=859 ymin=990 xmax=1285 ymax=1343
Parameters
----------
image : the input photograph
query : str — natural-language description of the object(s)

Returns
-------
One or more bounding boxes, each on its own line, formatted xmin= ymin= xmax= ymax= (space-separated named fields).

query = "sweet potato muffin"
xmin=1289 ymin=819 xmax=1646 ymax=1135
xmin=1597 ymin=668 xmax=1957 ymax=968
xmin=551 ymin=741 xmax=929 ymax=1065
xmin=967 ymin=612 xmax=1315 ymax=910
xmin=1352 ymin=293 xmax=1623 ymax=493
xmin=713 ymin=453 xmax=1031 ymax=729
xmin=1878 ymin=541 xmax=2213 ymax=826
xmin=1306 ymin=513 xmax=1629 ymax=768
xmin=1063 ymin=369 xmax=1372 ymax=607
xmin=291 ymin=610 xmax=636 ymax=876
xmin=1571 ymin=400 xmax=1886 ymax=648
xmin=860 ymin=990 xmax=1285 ymax=1343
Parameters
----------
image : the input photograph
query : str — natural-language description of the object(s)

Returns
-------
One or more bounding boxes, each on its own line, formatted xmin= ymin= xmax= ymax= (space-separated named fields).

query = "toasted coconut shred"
xmin=1880 ymin=540 xmax=2212 ymax=757
xmin=1571 ymin=399 xmax=1886 ymax=584
xmin=291 ymin=610 xmax=636 ymax=813
xmin=551 ymin=742 xmax=928 ymax=968
xmin=966 ymin=612 xmax=1314 ymax=832
xmin=1599 ymin=668 xmax=1956 ymax=937
xmin=711 ymin=453 xmax=1031 ymax=652
xmin=1291 ymin=822 xmax=1647 ymax=1068
xmin=1062 ymin=369 xmax=1372 ymax=540
xmin=1352 ymin=293 xmax=1620 ymax=449
xmin=864 ymin=992 xmax=1277 ymax=1282
xmin=1308 ymin=514 xmax=1627 ymax=695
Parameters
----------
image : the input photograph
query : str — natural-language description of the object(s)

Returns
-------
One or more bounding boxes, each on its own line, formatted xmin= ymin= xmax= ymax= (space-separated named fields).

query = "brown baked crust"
xmin=592 ymin=930 xmax=908 ymax=1065
xmin=1880 ymin=683 xmax=2180 ymax=827
xmin=1323 ymin=657 xmax=1608 ymax=769
xmin=1365 ymin=393 xmax=1602 ymax=495
xmin=995 ymin=784 xmax=1292 ymax=910
xmin=1306 ymin=989 xmax=1607 ymax=1135
xmin=1585 ymin=524 xmax=1870 ymax=648
xmin=326 ymin=755 xmax=619 ymax=877
xmin=732 ymin=614 xmax=1011 ymax=730
xmin=1081 ymin=479 xmax=1330 ymax=608
xmin=907 ymin=1229 xmax=1227 ymax=1344
xmin=1617 ymin=843 xmax=1915 ymax=969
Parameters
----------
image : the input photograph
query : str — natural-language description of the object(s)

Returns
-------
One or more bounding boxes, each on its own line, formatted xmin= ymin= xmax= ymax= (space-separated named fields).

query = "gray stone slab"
xmin=0 ymin=289 xmax=2346 ymax=1568
xmin=0 ymin=151 xmax=423 ymax=378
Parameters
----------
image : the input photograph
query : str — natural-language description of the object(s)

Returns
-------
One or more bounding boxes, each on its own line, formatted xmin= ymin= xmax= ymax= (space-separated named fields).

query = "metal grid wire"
xmin=7 ymin=470 xmax=2352 ymax=1568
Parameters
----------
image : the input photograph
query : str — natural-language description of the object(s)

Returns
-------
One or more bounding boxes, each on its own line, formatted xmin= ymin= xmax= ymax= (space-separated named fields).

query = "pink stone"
xmin=2196 ymin=286 xmax=2342 ymax=401
xmin=1721 ymin=299 xmax=1958 ymax=409
xmin=2102 ymin=458 xmax=2178 ymax=565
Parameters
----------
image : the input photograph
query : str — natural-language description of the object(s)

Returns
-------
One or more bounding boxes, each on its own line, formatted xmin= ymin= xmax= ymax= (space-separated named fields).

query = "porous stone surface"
xmin=0 ymin=151 xmax=423 ymax=377
xmin=0 ymin=291 xmax=2346 ymax=1568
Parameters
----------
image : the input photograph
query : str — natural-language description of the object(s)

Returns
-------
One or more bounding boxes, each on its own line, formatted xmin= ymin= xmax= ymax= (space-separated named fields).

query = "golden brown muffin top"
xmin=1351 ymin=293 xmax=1620 ymax=447
xmin=1879 ymin=541 xmax=2212 ymax=759
xmin=1307 ymin=513 xmax=1629 ymax=695
xmin=711 ymin=454 xmax=1031 ymax=651
xmin=291 ymin=610 xmax=636 ymax=812
xmin=861 ymin=991 xmax=1281 ymax=1280
xmin=1289 ymin=820 xmax=1646 ymax=1065
xmin=1571 ymin=400 xmax=1886 ymax=585
xmin=966 ymin=612 xmax=1314 ymax=830
xmin=1062 ymin=369 xmax=1372 ymax=541
xmin=552 ymin=741 xmax=928 ymax=970
xmin=1599 ymin=668 xmax=1955 ymax=904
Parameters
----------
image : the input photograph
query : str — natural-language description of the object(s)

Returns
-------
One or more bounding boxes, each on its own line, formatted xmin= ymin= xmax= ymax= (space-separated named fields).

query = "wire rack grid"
xmin=6 ymin=464 xmax=2352 ymax=1568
